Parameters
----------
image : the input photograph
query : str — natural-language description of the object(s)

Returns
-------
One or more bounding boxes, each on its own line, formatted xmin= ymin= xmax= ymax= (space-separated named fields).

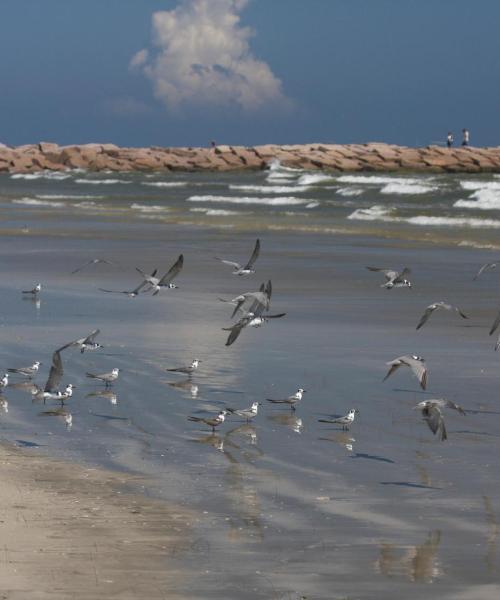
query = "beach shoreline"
xmin=2 ymin=141 xmax=500 ymax=174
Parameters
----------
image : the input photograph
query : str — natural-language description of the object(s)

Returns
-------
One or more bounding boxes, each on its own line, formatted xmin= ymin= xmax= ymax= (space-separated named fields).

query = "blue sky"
xmin=1 ymin=0 xmax=498 ymax=147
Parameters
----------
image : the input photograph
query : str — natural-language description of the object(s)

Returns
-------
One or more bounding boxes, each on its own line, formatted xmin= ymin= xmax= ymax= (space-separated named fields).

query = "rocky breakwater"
xmin=1 ymin=141 xmax=500 ymax=173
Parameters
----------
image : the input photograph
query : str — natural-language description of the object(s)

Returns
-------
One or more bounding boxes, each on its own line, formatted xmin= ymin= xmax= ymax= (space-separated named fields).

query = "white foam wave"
xmin=142 ymin=181 xmax=188 ymax=188
xmin=267 ymin=158 xmax=302 ymax=173
xmin=187 ymin=195 xmax=309 ymax=206
xmin=338 ymin=175 xmax=431 ymax=185
xmin=190 ymin=208 xmax=241 ymax=216
xmin=266 ymin=172 xmax=297 ymax=182
xmin=297 ymin=173 xmax=335 ymax=186
xmin=347 ymin=205 xmax=394 ymax=221
xmin=459 ymin=180 xmax=500 ymax=191
xmin=75 ymin=178 xmax=132 ymax=185
xmin=12 ymin=197 xmax=66 ymax=208
xmin=306 ymin=201 xmax=319 ymax=208
xmin=36 ymin=194 xmax=105 ymax=200
xmin=454 ymin=189 xmax=500 ymax=210
xmin=10 ymin=171 xmax=71 ymax=181
xmin=336 ymin=187 xmax=364 ymax=197
xmin=229 ymin=184 xmax=309 ymax=194
xmin=380 ymin=182 xmax=437 ymax=195
xmin=130 ymin=203 xmax=169 ymax=212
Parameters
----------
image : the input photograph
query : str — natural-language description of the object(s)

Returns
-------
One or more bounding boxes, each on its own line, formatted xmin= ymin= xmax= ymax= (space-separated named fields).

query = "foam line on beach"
xmin=186 ymin=194 xmax=311 ymax=206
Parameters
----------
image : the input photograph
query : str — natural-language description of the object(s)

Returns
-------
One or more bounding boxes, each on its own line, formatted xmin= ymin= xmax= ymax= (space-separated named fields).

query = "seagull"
xmin=71 ymin=258 xmax=116 ymax=275
xmin=0 ymin=373 xmax=9 ymax=389
xmin=413 ymin=398 xmax=466 ymax=441
xmin=215 ymin=238 xmax=260 ymax=276
xmin=59 ymin=329 xmax=102 ymax=353
xmin=489 ymin=309 xmax=500 ymax=337
xmin=318 ymin=408 xmax=359 ymax=430
xmin=366 ymin=267 xmax=412 ymax=289
xmin=31 ymin=349 xmax=67 ymax=402
xmin=188 ymin=410 xmax=227 ymax=432
xmin=267 ymin=388 xmax=305 ymax=411
xmin=136 ymin=254 xmax=183 ymax=295
xmin=22 ymin=283 xmax=41 ymax=295
xmin=223 ymin=311 xmax=286 ymax=346
xmin=383 ymin=355 xmax=427 ymax=390
xmin=166 ymin=359 xmax=201 ymax=375
xmin=473 ymin=262 xmax=499 ymax=280
xmin=227 ymin=401 xmax=262 ymax=422
xmin=99 ymin=273 xmax=156 ymax=297
xmin=219 ymin=285 xmax=271 ymax=319
xmin=8 ymin=361 xmax=41 ymax=378
xmin=86 ymin=368 xmax=120 ymax=386
xmin=416 ymin=302 xmax=468 ymax=330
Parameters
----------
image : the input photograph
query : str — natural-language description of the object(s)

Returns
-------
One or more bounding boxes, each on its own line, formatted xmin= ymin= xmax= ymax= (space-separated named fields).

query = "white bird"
xmin=22 ymin=283 xmax=41 ymax=295
xmin=215 ymin=239 xmax=260 ymax=276
xmin=227 ymin=401 xmax=261 ymax=422
xmin=0 ymin=373 xmax=9 ymax=389
xmin=71 ymin=258 xmax=116 ymax=275
xmin=416 ymin=302 xmax=468 ymax=330
xmin=383 ymin=355 xmax=427 ymax=390
xmin=413 ymin=399 xmax=466 ymax=441
xmin=167 ymin=359 xmax=201 ymax=375
xmin=318 ymin=408 xmax=359 ymax=430
xmin=188 ymin=410 xmax=227 ymax=432
xmin=136 ymin=254 xmax=183 ymax=295
xmin=86 ymin=368 xmax=120 ymax=386
xmin=366 ymin=266 xmax=412 ymax=289
xmin=59 ymin=329 xmax=102 ymax=353
xmin=267 ymin=388 xmax=305 ymax=411
xmin=8 ymin=361 xmax=41 ymax=378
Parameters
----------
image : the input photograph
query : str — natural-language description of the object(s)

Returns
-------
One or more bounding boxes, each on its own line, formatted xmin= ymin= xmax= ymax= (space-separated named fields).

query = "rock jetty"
xmin=1 ymin=142 xmax=500 ymax=173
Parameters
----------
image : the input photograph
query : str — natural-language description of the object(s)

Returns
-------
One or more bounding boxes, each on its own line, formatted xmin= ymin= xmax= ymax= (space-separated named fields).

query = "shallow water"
xmin=0 ymin=169 xmax=500 ymax=598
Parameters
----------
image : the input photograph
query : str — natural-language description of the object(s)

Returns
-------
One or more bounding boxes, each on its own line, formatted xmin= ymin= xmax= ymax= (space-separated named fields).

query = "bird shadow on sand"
xmin=350 ymin=453 xmax=395 ymax=464
xmin=380 ymin=481 xmax=442 ymax=490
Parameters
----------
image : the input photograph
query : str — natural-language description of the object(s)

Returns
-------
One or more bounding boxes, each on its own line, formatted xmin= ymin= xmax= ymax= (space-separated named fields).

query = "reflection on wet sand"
xmin=483 ymin=495 xmax=500 ymax=572
xmin=87 ymin=389 xmax=118 ymax=405
xmin=167 ymin=379 xmax=199 ymax=398
xmin=318 ymin=431 xmax=355 ymax=452
xmin=268 ymin=413 xmax=303 ymax=434
xmin=22 ymin=295 xmax=41 ymax=313
xmin=375 ymin=530 xmax=442 ymax=582
xmin=0 ymin=397 xmax=8 ymax=413
xmin=39 ymin=407 xmax=72 ymax=429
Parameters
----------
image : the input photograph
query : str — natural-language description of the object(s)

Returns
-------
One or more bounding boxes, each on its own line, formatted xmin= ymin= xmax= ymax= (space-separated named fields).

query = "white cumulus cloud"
xmin=131 ymin=0 xmax=292 ymax=113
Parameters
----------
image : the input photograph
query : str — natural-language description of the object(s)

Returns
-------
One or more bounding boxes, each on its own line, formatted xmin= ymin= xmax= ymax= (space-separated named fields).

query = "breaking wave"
xmin=187 ymin=195 xmax=310 ymax=206
xmin=10 ymin=171 xmax=71 ymax=181
xmin=130 ymin=203 xmax=169 ymax=212
xmin=142 ymin=181 xmax=188 ymax=188
xmin=12 ymin=197 xmax=66 ymax=207
xmin=454 ymin=189 xmax=500 ymax=210
xmin=297 ymin=173 xmax=335 ymax=186
xmin=75 ymin=178 xmax=132 ymax=185
xmin=229 ymin=184 xmax=309 ymax=194
xmin=190 ymin=208 xmax=242 ymax=216
xmin=336 ymin=187 xmax=364 ymax=197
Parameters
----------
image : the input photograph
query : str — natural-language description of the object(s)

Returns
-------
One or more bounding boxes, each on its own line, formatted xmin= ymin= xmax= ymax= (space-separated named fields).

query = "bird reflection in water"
xmin=268 ymin=413 xmax=303 ymax=434
xmin=39 ymin=408 xmax=73 ymax=430
xmin=167 ymin=379 xmax=199 ymax=398
xmin=23 ymin=295 xmax=41 ymax=313
xmin=318 ymin=431 xmax=355 ymax=452
xmin=86 ymin=389 xmax=118 ymax=405
xmin=375 ymin=530 xmax=442 ymax=582
xmin=483 ymin=495 xmax=500 ymax=572
xmin=0 ymin=397 xmax=8 ymax=413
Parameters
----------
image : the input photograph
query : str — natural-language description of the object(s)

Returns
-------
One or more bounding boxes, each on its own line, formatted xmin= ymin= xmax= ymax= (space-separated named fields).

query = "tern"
xmin=215 ymin=238 xmax=260 ymax=276
xmin=188 ymin=410 xmax=227 ymax=432
xmin=31 ymin=349 xmax=70 ymax=402
xmin=413 ymin=398 xmax=466 ymax=441
xmin=86 ymin=368 xmax=120 ymax=386
xmin=166 ymin=359 xmax=201 ymax=375
xmin=318 ymin=408 xmax=359 ymax=430
xmin=0 ymin=373 xmax=9 ymax=389
xmin=136 ymin=254 xmax=183 ymax=295
xmin=71 ymin=258 xmax=116 ymax=274
xmin=473 ymin=262 xmax=500 ymax=280
xmin=227 ymin=401 xmax=262 ymax=422
xmin=219 ymin=284 xmax=271 ymax=319
xmin=267 ymin=388 xmax=305 ymax=410
xmin=489 ymin=308 xmax=500 ymax=337
xmin=99 ymin=273 xmax=157 ymax=297
xmin=8 ymin=361 xmax=41 ymax=378
xmin=416 ymin=302 xmax=468 ymax=330
xmin=22 ymin=283 xmax=41 ymax=295
xmin=366 ymin=267 xmax=412 ymax=289
xmin=383 ymin=355 xmax=427 ymax=390
xmin=223 ymin=311 xmax=286 ymax=346
xmin=59 ymin=329 xmax=102 ymax=353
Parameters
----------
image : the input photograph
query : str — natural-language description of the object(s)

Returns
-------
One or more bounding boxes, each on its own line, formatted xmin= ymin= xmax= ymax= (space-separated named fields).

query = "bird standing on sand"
xmin=86 ymin=368 xmax=120 ymax=386
xmin=416 ymin=302 xmax=468 ymax=330
xmin=366 ymin=266 xmax=412 ymax=289
xmin=0 ymin=373 xmax=9 ymax=389
xmin=188 ymin=410 xmax=227 ymax=432
xmin=167 ymin=359 xmax=201 ymax=375
xmin=413 ymin=398 xmax=466 ymax=441
xmin=215 ymin=239 xmax=260 ymax=276
xmin=383 ymin=355 xmax=427 ymax=390
xmin=22 ymin=283 xmax=41 ymax=295
xmin=318 ymin=408 xmax=359 ymax=430
xmin=267 ymin=388 xmax=305 ymax=411
xmin=8 ymin=361 xmax=41 ymax=378
xmin=227 ymin=401 xmax=261 ymax=422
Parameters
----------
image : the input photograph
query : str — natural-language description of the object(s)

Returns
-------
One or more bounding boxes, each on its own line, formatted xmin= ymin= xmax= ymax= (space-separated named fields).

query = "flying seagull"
xmin=136 ymin=254 xmax=183 ymax=295
xmin=71 ymin=258 xmax=116 ymax=275
xmin=188 ymin=410 xmax=227 ymax=432
xmin=215 ymin=239 xmax=260 ymax=276
xmin=318 ymin=408 xmax=359 ymax=430
xmin=166 ymin=359 xmax=201 ymax=375
xmin=416 ymin=302 xmax=468 ymax=330
xmin=473 ymin=262 xmax=499 ymax=280
xmin=227 ymin=401 xmax=262 ymax=423
xmin=383 ymin=355 xmax=427 ymax=390
xmin=98 ymin=276 xmax=153 ymax=297
xmin=86 ymin=368 xmax=120 ymax=386
xmin=267 ymin=388 xmax=305 ymax=411
xmin=219 ymin=284 xmax=271 ymax=319
xmin=488 ymin=308 xmax=500 ymax=337
xmin=366 ymin=267 xmax=412 ymax=289
xmin=22 ymin=283 xmax=41 ymax=295
xmin=413 ymin=398 xmax=466 ymax=441
xmin=32 ymin=349 xmax=73 ymax=402
xmin=8 ymin=361 xmax=41 ymax=378
xmin=59 ymin=329 xmax=102 ymax=353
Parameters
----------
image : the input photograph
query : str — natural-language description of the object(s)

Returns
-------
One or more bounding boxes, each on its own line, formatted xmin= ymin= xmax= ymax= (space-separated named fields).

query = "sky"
xmin=1 ymin=0 xmax=499 ymax=148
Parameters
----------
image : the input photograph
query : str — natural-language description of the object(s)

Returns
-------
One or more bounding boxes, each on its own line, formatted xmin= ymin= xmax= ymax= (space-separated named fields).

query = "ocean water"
xmin=0 ymin=166 xmax=500 ymax=599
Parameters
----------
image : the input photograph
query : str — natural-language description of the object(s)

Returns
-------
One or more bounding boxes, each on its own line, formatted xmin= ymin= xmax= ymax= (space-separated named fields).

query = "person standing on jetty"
xmin=447 ymin=132 xmax=454 ymax=148
xmin=462 ymin=128 xmax=470 ymax=146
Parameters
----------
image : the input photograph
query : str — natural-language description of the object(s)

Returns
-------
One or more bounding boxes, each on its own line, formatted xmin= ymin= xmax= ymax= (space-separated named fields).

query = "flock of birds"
xmin=5 ymin=241 xmax=500 ymax=442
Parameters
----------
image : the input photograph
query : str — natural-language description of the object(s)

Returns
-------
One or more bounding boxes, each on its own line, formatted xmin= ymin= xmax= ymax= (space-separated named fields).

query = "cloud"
xmin=130 ymin=0 xmax=292 ymax=113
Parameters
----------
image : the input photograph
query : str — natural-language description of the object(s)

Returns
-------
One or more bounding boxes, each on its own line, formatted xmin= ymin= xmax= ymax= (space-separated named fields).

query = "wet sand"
xmin=0 ymin=441 xmax=191 ymax=599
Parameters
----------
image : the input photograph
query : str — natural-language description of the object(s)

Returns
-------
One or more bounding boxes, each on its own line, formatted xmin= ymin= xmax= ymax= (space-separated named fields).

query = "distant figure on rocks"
xmin=462 ymin=128 xmax=470 ymax=146
xmin=447 ymin=132 xmax=454 ymax=148
xmin=210 ymin=140 xmax=216 ymax=151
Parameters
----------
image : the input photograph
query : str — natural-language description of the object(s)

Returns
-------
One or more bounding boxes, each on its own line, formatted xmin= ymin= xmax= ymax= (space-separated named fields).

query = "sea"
xmin=0 ymin=164 xmax=499 ymax=599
